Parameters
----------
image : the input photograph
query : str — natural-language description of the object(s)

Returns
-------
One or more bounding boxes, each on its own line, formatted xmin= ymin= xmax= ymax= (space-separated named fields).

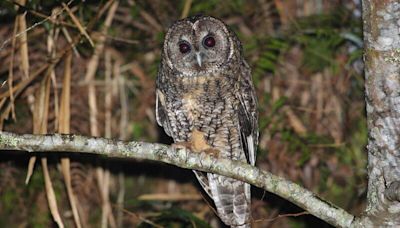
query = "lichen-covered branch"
xmin=361 ymin=0 xmax=400 ymax=226
xmin=0 ymin=131 xmax=354 ymax=227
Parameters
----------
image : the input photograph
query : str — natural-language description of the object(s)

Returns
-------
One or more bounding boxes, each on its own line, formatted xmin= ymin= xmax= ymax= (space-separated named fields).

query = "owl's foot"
xmin=202 ymin=148 xmax=220 ymax=157
xmin=172 ymin=142 xmax=192 ymax=151
xmin=172 ymin=142 xmax=219 ymax=157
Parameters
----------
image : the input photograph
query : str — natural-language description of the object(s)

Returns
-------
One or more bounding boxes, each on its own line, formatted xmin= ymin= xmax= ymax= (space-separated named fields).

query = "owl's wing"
xmin=237 ymin=61 xmax=259 ymax=166
xmin=193 ymin=171 xmax=213 ymax=197
xmin=156 ymin=89 xmax=173 ymax=137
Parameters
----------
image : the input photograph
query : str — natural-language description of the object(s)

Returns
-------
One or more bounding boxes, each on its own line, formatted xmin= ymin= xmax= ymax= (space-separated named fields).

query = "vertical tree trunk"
xmin=361 ymin=0 xmax=400 ymax=226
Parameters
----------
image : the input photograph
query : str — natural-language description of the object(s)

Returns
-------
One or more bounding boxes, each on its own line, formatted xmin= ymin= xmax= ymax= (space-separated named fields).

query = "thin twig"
xmin=113 ymin=205 xmax=164 ymax=228
xmin=253 ymin=211 xmax=309 ymax=224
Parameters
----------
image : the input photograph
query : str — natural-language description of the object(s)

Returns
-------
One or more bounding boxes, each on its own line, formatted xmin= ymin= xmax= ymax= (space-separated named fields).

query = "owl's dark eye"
xmin=179 ymin=41 xmax=191 ymax=54
xmin=203 ymin=36 xmax=216 ymax=48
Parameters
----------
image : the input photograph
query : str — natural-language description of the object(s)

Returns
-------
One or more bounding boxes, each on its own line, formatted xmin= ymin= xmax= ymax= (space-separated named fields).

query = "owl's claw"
xmin=172 ymin=142 xmax=192 ymax=151
xmin=203 ymin=148 xmax=220 ymax=158
xmin=172 ymin=142 xmax=220 ymax=157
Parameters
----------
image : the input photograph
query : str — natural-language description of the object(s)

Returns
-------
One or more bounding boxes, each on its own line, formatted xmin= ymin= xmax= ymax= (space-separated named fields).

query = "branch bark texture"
xmin=362 ymin=0 xmax=400 ymax=226
xmin=0 ymin=131 xmax=354 ymax=227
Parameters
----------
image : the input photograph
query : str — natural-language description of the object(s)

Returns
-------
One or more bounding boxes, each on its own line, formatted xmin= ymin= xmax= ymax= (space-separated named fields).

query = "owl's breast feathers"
xmin=166 ymin=74 xmax=241 ymax=154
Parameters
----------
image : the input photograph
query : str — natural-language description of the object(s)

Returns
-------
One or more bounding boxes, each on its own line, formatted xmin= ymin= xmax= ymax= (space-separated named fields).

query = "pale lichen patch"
xmin=384 ymin=49 xmax=400 ymax=63
xmin=374 ymin=117 xmax=399 ymax=151
xmin=0 ymin=134 xmax=20 ymax=148
xmin=377 ymin=36 xmax=393 ymax=48
xmin=373 ymin=2 xmax=400 ymax=51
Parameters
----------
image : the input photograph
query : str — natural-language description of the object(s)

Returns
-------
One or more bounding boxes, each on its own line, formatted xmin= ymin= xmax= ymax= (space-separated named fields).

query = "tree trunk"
xmin=361 ymin=0 xmax=400 ymax=226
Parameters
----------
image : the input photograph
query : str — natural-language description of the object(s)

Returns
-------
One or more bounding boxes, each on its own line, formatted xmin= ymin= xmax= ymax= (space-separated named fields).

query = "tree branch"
xmin=0 ymin=131 xmax=354 ymax=227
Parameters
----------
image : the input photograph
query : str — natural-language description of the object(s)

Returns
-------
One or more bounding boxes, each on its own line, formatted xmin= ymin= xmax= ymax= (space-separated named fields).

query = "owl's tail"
xmin=208 ymin=173 xmax=251 ymax=228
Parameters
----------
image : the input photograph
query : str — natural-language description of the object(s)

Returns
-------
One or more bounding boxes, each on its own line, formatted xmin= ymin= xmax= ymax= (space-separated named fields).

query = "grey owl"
xmin=156 ymin=15 xmax=258 ymax=228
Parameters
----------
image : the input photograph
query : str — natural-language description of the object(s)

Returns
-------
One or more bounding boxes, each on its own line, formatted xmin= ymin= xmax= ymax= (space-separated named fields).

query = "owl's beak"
xmin=195 ymin=52 xmax=202 ymax=67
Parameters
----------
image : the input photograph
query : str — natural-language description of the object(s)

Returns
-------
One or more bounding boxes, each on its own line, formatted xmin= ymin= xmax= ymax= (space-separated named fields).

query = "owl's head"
xmin=162 ymin=15 xmax=239 ymax=76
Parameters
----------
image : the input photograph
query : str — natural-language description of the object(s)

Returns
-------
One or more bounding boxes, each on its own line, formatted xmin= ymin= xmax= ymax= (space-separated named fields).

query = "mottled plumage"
xmin=156 ymin=15 xmax=258 ymax=228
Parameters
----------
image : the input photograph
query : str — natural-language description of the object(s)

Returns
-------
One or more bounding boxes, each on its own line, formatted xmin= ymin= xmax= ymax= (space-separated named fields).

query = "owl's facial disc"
xmin=164 ymin=16 xmax=234 ymax=76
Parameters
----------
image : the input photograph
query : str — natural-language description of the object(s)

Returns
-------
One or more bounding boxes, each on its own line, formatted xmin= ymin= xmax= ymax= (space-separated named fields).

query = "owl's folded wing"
xmin=156 ymin=89 xmax=173 ymax=137
xmin=237 ymin=61 xmax=259 ymax=166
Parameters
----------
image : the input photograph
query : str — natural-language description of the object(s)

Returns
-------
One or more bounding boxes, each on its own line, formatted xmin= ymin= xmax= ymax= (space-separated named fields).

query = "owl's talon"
xmin=203 ymin=148 xmax=220 ymax=158
xmin=172 ymin=142 xmax=192 ymax=151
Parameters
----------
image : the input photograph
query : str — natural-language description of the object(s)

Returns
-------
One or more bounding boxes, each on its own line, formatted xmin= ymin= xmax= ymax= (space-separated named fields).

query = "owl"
xmin=156 ymin=15 xmax=258 ymax=228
